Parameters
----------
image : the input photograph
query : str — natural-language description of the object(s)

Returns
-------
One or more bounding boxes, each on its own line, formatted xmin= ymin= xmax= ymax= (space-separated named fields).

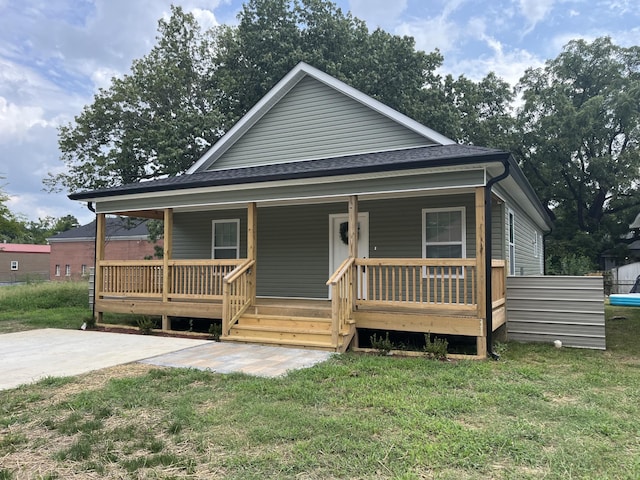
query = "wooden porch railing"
xmin=354 ymin=258 xmax=478 ymax=311
xmin=169 ymin=260 xmax=243 ymax=300
xmin=98 ymin=259 xmax=244 ymax=299
xmin=101 ymin=260 xmax=164 ymax=297
xmin=491 ymin=259 xmax=506 ymax=308
xmin=222 ymin=259 xmax=255 ymax=336
xmin=326 ymin=257 xmax=355 ymax=348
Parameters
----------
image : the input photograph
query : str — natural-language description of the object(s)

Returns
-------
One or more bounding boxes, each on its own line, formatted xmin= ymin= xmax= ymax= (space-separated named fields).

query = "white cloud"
xmin=519 ymin=0 xmax=555 ymax=34
xmin=398 ymin=15 xmax=461 ymax=54
xmin=448 ymin=35 xmax=544 ymax=87
xmin=348 ymin=0 xmax=408 ymax=28
xmin=191 ymin=7 xmax=220 ymax=29
xmin=0 ymin=98 xmax=49 ymax=141
xmin=394 ymin=0 xmax=468 ymax=55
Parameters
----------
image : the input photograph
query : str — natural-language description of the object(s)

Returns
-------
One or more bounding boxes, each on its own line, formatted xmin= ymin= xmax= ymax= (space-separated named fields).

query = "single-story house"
xmin=47 ymin=218 xmax=161 ymax=281
xmin=0 ymin=243 xmax=50 ymax=283
xmin=69 ymin=62 xmax=552 ymax=358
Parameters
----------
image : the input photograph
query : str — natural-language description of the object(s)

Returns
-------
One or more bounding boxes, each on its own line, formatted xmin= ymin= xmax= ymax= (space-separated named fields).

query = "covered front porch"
xmin=93 ymin=189 xmax=506 ymax=358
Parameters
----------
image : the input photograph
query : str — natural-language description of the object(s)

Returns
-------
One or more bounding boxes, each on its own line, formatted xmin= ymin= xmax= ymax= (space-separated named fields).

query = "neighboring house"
xmin=48 ymin=218 xmax=161 ymax=281
xmin=69 ymin=63 xmax=552 ymax=358
xmin=0 ymin=243 xmax=50 ymax=283
xmin=609 ymin=262 xmax=640 ymax=294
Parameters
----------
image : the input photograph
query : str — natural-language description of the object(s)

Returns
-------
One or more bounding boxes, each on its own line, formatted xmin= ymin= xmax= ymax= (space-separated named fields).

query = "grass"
xmin=0 ymin=281 xmax=92 ymax=333
xmin=1 ymin=283 xmax=640 ymax=478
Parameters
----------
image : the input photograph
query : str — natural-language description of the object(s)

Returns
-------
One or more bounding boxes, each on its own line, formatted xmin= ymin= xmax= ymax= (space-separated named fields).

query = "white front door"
xmin=329 ymin=213 xmax=369 ymax=298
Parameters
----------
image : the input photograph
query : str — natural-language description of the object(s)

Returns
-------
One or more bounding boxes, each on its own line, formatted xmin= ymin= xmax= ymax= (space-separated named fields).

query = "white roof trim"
xmin=186 ymin=62 xmax=455 ymax=174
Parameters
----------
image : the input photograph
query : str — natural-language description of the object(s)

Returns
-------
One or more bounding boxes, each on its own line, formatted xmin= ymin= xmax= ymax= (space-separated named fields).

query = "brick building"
xmin=0 ymin=243 xmax=50 ymax=283
xmin=48 ymin=217 xmax=161 ymax=281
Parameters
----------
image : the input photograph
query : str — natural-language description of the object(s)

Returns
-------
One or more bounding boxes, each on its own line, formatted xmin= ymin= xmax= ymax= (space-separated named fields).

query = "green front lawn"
xmin=1 ymin=283 xmax=639 ymax=478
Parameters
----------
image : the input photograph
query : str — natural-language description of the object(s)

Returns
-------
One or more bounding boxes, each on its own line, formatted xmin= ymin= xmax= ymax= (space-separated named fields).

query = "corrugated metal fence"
xmin=506 ymin=276 xmax=606 ymax=350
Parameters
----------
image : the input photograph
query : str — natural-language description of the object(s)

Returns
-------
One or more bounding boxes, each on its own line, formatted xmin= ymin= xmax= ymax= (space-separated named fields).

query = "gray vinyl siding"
xmin=96 ymin=169 xmax=485 ymax=214
xmin=366 ymin=195 xmax=477 ymax=260
xmin=257 ymin=204 xmax=334 ymax=297
xmin=494 ymin=182 xmax=545 ymax=276
xmin=173 ymin=210 xmax=248 ymax=259
xmin=171 ymin=194 xmax=478 ymax=298
xmin=507 ymin=276 xmax=605 ymax=349
xmin=491 ymin=199 xmax=505 ymax=260
xmin=505 ymin=203 xmax=543 ymax=276
xmin=209 ymin=76 xmax=434 ymax=171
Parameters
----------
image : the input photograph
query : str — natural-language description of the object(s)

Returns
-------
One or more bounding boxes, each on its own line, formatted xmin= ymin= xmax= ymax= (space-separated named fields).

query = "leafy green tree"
xmin=48 ymin=0 xmax=515 ymax=194
xmin=47 ymin=6 xmax=225 ymax=192
xmin=517 ymin=37 xmax=640 ymax=268
xmin=0 ymin=183 xmax=28 ymax=243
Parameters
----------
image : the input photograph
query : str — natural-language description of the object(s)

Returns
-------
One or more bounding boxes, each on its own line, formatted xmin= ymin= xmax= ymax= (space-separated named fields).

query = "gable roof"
xmin=48 ymin=217 xmax=152 ymax=242
xmin=186 ymin=62 xmax=455 ymax=173
xmin=0 ymin=244 xmax=50 ymax=254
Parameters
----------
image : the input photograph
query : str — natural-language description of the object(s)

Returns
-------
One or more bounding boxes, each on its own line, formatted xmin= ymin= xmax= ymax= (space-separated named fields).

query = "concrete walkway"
xmin=0 ymin=329 xmax=333 ymax=391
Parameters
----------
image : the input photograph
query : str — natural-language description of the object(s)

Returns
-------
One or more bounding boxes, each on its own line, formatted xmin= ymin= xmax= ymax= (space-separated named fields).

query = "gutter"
xmin=484 ymin=159 xmax=510 ymax=360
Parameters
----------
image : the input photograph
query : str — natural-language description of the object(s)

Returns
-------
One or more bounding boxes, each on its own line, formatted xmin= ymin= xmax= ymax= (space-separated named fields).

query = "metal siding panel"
xmin=506 ymin=276 xmax=606 ymax=349
xmin=211 ymin=77 xmax=433 ymax=170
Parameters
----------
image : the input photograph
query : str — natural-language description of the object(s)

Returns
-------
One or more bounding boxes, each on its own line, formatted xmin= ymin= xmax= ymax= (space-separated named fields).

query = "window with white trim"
xmin=423 ymin=207 xmax=466 ymax=260
xmin=81 ymin=264 xmax=87 ymax=276
xmin=10 ymin=260 xmax=18 ymax=271
xmin=212 ymin=219 xmax=240 ymax=259
xmin=55 ymin=264 xmax=61 ymax=277
xmin=65 ymin=264 xmax=71 ymax=276
xmin=508 ymin=209 xmax=516 ymax=276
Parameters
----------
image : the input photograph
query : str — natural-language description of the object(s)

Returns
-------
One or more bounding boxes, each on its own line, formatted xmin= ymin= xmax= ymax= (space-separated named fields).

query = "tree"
xmin=0 ymin=182 xmax=27 ymax=243
xmin=47 ymin=6 xmax=225 ymax=192
xmin=517 ymin=37 xmax=640 ymax=269
xmin=48 ymin=0 xmax=515 ymax=194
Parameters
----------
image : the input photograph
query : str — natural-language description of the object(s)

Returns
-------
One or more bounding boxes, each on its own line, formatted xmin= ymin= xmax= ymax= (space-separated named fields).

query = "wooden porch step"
xmin=223 ymin=334 xmax=337 ymax=351
xmin=239 ymin=313 xmax=332 ymax=331
xmin=251 ymin=304 xmax=331 ymax=319
xmin=229 ymin=323 xmax=333 ymax=344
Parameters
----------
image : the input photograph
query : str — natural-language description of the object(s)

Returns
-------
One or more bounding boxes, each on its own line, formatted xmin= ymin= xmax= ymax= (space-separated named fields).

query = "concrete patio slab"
xmin=0 ymin=328 xmax=210 ymax=391
xmin=0 ymin=329 xmax=334 ymax=391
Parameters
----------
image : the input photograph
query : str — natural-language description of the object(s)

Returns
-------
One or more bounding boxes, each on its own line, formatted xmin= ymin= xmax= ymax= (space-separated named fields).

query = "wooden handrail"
xmin=356 ymin=258 xmax=477 ymax=267
xmin=170 ymin=259 xmax=244 ymax=267
xmin=222 ymin=259 xmax=256 ymax=336
xmin=99 ymin=259 xmax=163 ymax=266
xmin=224 ymin=259 xmax=255 ymax=284
xmin=327 ymin=257 xmax=355 ymax=285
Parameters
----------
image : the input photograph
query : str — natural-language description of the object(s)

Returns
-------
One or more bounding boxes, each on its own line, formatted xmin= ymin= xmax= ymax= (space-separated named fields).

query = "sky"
xmin=0 ymin=0 xmax=638 ymax=227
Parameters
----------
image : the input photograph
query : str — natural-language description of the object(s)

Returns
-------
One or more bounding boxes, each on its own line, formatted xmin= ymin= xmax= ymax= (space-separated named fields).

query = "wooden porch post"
xmin=94 ymin=213 xmax=106 ymax=325
xmin=348 ymin=195 xmax=358 ymax=258
xmin=348 ymin=195 xmax=358 ymax=306
xmin=162 ymin=208 xmax=173 ymax=331
xmin=475 ymin=187 xmax=487 ymax=358
xmin=247 ymin=202 xmax=257 ymax=303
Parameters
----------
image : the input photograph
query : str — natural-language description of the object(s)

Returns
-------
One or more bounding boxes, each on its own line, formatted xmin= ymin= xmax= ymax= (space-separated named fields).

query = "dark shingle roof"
xmin=48 ymin=217 xmax=152 ymax=241
xmin=69 ymin=144 xmax=508 ymax=200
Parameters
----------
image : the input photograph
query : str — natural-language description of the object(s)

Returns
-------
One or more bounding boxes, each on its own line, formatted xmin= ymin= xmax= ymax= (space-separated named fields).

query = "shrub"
xmin=370 ymin=332 xmax=394 ymax=355
xmin=424 ymin=333 xmax=448 ymax=359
